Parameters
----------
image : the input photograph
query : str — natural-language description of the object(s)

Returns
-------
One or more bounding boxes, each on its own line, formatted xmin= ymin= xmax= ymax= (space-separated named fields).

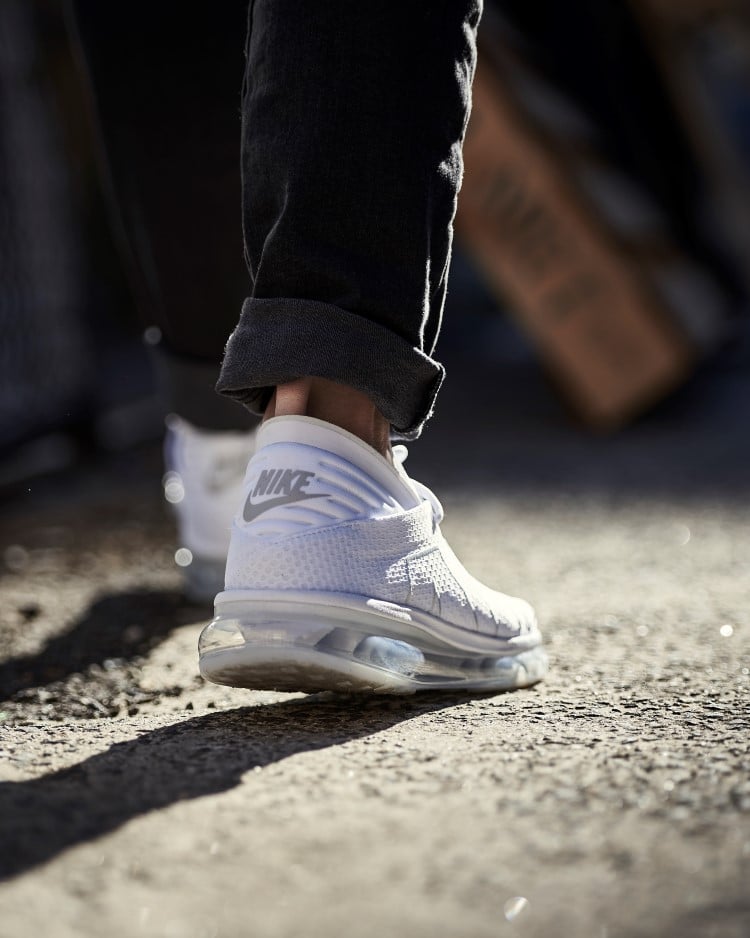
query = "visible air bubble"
xmin=200 ymin=618 xmax=245 ymax=652
xmin=353 ymin=636 xmax=425 ymax=675
xmin=198 ymin=602 xmax=549 ymax=692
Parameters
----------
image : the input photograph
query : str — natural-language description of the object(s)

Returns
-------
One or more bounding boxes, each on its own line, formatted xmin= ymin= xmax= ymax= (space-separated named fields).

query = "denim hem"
xmin=216 ymin=297 xmax=445 ymax=439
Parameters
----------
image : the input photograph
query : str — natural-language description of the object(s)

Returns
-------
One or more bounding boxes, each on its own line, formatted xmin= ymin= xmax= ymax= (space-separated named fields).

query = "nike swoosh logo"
xmin=243 ymin=491 xmax=327 ymax=523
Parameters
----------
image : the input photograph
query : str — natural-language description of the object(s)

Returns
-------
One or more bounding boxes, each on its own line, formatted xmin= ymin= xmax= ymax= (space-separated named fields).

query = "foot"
xmin=163 ymin=415 xmax=257 ymax=602
xmin=198 ymin=416 xmax=548 ymax=693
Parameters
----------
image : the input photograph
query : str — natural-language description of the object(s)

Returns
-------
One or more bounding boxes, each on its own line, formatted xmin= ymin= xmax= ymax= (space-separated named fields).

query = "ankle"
xmin=264 ymin=377 xmax=391 ymax=459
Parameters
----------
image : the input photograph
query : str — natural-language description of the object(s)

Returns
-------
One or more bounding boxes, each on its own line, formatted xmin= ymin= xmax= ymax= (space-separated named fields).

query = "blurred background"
xmin=0 ymin=0 xmax=749 ymax=491
xmin=1 ymin=10 xmax=748 ymax=928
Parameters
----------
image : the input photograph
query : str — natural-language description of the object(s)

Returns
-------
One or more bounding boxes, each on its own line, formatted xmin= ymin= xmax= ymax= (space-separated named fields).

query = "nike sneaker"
xmin=199 ymin=415 xmax=548 ymax=693
xmin=163 ymin=415 xmax=257 ymax=602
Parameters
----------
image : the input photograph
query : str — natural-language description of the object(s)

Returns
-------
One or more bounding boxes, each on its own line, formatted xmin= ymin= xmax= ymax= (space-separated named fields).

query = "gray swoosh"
xmin=243 ymin=491 xmax=327 ymax=523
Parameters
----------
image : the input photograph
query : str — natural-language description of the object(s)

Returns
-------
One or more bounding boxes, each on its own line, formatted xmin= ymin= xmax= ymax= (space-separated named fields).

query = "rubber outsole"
xmin=198 ymin=590 xmax=548 ymax=695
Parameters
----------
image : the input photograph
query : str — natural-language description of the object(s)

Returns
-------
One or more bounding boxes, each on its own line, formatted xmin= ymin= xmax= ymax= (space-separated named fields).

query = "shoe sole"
xmin=199 ymin=590 xmax=548 ymax=695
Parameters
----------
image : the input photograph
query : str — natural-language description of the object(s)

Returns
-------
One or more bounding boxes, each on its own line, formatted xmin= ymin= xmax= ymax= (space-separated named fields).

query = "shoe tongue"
xmin=257 ymin=416 xmax=422 ymax=509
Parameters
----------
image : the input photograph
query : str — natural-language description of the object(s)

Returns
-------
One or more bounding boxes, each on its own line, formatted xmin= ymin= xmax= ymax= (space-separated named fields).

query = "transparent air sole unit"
xmin=199 ymin=591 xmax=549 ymax=694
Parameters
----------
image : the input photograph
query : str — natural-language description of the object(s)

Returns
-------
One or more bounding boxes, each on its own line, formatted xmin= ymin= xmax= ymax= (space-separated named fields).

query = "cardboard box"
xmin=456 ymin=50 xmax=696 ymax=429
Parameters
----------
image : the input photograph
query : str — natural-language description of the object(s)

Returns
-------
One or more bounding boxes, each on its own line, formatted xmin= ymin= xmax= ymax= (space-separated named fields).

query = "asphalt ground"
xmin=0 ymin=355 xmax=748 ymax=938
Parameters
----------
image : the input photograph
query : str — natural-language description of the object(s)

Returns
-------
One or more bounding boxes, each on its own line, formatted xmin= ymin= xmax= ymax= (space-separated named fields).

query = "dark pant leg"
xmin=218 ymin=0 xmax=483 ymax=438
xmin=70 ymin=1 xmax=255 ymax=430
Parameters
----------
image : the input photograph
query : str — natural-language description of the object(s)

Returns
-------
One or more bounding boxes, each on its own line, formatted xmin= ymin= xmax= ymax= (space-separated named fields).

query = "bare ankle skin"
xmin=264 ymin=377 xmax=391 ymax=460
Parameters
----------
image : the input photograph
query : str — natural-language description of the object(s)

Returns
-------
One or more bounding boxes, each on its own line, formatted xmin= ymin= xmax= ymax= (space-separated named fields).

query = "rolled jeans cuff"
xmin=216 ymin=297 xmax=445 ymax=439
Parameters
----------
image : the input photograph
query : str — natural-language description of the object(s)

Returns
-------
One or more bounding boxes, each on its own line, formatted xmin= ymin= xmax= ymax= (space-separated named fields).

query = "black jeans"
xmin=74 ymin=1 xmax=482 ymax=437
xmin=72 ymin=0 xmax=255 ymax=430
xmin=218 ymin=0 xmax=483 ymax=438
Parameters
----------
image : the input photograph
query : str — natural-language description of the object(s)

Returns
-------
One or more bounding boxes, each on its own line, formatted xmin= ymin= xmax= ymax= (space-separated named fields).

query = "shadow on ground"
xmin=0 ymin=590 xmax=203 ymax=700
xmin=0 ymin=693 xmax=465 ymax=881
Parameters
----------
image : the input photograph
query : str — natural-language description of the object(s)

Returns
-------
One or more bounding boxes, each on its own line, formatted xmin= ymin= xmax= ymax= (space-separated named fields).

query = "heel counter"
xmin=234 ymin=440 xmax=402 ymax=538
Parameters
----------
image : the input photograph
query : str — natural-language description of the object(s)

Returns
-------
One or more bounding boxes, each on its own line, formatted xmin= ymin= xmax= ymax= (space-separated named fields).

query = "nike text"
xmin=252 ymin=468 xmax=315 ymax=498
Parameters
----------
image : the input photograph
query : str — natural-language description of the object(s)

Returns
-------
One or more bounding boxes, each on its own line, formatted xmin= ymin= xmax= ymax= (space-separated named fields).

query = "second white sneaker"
xmin=199 ymin=415 xmax=548 ymax=693
xmin=163 ymin=415 xmax=257 ymax=602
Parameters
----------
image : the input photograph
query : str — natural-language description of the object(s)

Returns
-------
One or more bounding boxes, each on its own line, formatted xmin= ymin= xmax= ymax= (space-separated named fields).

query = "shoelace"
xmin=393 ymin=445 xmax=445 ymax=526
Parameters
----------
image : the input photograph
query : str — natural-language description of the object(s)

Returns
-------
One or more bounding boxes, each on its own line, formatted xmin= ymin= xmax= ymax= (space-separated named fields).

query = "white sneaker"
xmin=163 ymin=415 xmax=257 ymax=601
xmin=198 ymin=416 xmax=548 ymax=693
